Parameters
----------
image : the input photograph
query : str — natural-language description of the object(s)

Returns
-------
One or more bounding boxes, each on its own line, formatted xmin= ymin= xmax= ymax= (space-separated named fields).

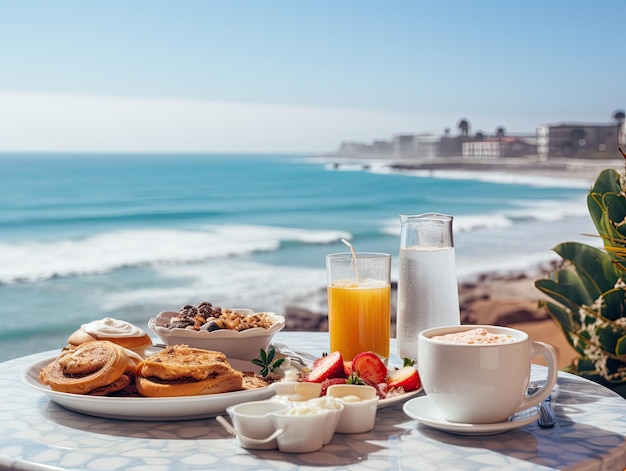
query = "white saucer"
xmin=403 ymin=395 xmax=540 ymax=435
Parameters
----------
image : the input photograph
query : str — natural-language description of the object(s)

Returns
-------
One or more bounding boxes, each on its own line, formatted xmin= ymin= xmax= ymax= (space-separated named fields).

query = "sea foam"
xmin=381 ymin=195 xmax=589 ymax=237
xmin=0 ymin=225 xmax=350 ymax=285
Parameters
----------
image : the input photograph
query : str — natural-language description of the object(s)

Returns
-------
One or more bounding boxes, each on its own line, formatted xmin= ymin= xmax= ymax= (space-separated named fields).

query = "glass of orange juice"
xmin=326 ymin=252 xmax=391 ymax=363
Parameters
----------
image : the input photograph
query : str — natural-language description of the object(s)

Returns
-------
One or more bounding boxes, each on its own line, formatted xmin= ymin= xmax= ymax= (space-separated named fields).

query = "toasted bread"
xmin=136 ymin=345 xmax=231 ymax=381
xmin=135 ymin=344 xmax=243 ymax=397
xmin=136 ymin=371 xmax=243 ymax=397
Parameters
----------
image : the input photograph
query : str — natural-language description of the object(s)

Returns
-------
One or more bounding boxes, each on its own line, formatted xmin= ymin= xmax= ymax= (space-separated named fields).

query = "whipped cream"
xmin=282 ymin=370 xmax=299 ymax=382
xmin=286 ymin=397 xmax=342 ymax=415
xmin=336 ymin=394 xmax=362 ymax=403
xmin=82 ymin=317 xmax=146 ymax=338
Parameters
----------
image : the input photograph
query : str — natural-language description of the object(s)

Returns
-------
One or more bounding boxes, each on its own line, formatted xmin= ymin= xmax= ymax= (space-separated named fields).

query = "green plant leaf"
xmin=535 ymin=271 xmax=592 ymax=313
xmin=600 ymin=288 xmax=626 ymax=321
xmin=535 ymin=158 xmax=626 ymax=388
xmin=553 ymin=242 xmax=619 ymax=295
xmin=251 ymin=347 xmax=284 ymax=377
xmin=266 ymin=347 xmax=275 ymax=363
xmin=540 ymin=301 xmax=586 ymax=356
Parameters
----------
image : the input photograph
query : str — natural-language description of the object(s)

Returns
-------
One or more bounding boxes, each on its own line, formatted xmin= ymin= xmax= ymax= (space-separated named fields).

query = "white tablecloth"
xmin=1 ymin=331 xmax=626 ymax=471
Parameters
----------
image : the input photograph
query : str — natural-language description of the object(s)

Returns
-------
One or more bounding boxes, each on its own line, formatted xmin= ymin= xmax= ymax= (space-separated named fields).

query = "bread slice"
xmin=136 ymin=345 xmax=232 ymax=381
xmin=135 ymin=344 xmax=243 ymax=397
xmin=136 ymin=370 xmax=243 ymax=397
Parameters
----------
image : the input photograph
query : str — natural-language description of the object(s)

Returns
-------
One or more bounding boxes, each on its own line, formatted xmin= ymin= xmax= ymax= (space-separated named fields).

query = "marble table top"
xmin=2 ymin=331 xmax=626 ymax=471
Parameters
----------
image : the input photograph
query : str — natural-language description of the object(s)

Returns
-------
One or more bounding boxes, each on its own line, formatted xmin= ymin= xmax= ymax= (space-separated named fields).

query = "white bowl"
xmin=268 ymin=381 xmax=323 ymax=402
xmin=327 ymin=384 xmax=379 ymax=434
xmin=226 ymin=401 xmax=290 ymax=450
xmin=271 ymin=401 xmax=344 ymax=453
xmin=148 ymin=308 xmax=286 ymax=360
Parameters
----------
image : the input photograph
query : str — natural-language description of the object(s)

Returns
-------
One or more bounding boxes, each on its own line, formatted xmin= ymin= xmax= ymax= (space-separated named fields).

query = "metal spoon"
xmin=537 ymin=393 xmax=555 ymax=428
xmin=527 ymin=382 xmax=556 ymax=428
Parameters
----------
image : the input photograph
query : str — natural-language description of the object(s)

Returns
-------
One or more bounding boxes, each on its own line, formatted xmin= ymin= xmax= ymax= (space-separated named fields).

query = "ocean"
xmin=0 ymin=153 xmax=597 ymax=362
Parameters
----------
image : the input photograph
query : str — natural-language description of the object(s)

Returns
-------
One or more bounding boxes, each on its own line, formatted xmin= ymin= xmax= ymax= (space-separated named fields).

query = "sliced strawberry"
xmin=320 ymin=377 xmax=347 ymax=396
xmin=387 ymin=366 xmax=421 ymax=392
xmin=352 ymin=351 xmax=387 ymax=384
xmin=375 ymin=382 xmax=389 ymax=399
xmin=306 ymin=351 xmax=345 ymax=383
xmin=343 ymin=360 xmax=353 ymax=377
xmin=312 ymin=353 xmax=328 ymax=369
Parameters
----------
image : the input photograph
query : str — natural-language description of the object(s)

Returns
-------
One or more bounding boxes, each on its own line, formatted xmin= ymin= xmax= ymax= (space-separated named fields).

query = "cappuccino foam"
xmin=431 ymin=327 xmax=514 ymax=345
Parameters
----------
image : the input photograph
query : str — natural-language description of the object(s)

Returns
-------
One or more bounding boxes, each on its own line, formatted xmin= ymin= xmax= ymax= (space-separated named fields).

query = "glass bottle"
xmin=397 ymin=213 xmax=460 ymax=360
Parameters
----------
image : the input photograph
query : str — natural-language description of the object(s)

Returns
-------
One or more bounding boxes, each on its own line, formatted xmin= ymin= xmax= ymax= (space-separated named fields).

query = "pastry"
xmin=135 ymin=345 xmax=244 ymax=397
xmin=68 ymin=317 xmax=153 ymax=355
xmin=39 ymin=341 xmax=133 ymax=395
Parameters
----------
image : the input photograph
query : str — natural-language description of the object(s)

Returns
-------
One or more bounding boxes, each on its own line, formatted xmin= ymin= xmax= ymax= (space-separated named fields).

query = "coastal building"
xmin=439 ymin=135 xmax=467 ymax=157
xmin=537 ymin=121 xmax=626 ymax=160
xmin=336 ymin=140 xmax=393 ymax=158
xmin=330 ymin=110 xmax=624 ymax=161
xmin=463 ymin=136 xmax=537 ymax=159
xmin=391 ymin=133 xmax=439 ymax=159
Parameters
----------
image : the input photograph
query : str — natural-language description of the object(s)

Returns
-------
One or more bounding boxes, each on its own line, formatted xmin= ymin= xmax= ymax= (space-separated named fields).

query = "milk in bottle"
xmin=397 ymin=213 xmax=460 ymax=360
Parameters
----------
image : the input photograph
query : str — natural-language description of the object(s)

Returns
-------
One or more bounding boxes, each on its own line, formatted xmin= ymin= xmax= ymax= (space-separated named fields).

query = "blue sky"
xmin=0 ymin=1 xmax=623 ymax=153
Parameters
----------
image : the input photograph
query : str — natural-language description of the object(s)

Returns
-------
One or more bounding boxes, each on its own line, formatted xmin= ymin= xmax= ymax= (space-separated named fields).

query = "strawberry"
xmin=374 ymin=382 xmax=389 ymax=399
xmin=387 ymin=366 xmax=421 ymax=392
xmin=343 ymin=360 xmax=353 ymax=377
xmin=312 ymin=353 xmax=328 ymax=369
xmin=306 ymin=351 xmax=345 ymax=383
xmin=320 ymin=377 xmax=347 ymax=395
xmin=352 ymin=351 xmax=387 ymax=384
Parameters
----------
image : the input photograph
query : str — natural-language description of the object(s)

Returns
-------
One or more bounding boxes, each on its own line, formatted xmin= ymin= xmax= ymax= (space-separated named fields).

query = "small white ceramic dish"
xmin=268 ymin=381 xmax=323 ymax=402
xmin=403 ymin=395 xmax=540 ymax=435
xmin=327 ymin=384 xmax=379 ymax=434
xmin=304 ymin=397 xmax=344 ymax=444
xmin=271 ymin=401 xmax=344 ymax=453
xmin=148 ymin=309 xmax=285 ymax=360
xmin=269 ymin=376 xmax=421 ymax=410
xmin=225 ymin=397 xmax=343 ymax=452
xmin=225 ymin=401 xmax=290 ymax=450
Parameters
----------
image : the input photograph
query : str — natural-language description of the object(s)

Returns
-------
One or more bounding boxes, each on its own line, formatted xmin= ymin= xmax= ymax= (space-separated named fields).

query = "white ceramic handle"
xmin=515 ymin=341 xmax=558 ymax=413
xmin=215 ymin=416 xmax=285 ymax=445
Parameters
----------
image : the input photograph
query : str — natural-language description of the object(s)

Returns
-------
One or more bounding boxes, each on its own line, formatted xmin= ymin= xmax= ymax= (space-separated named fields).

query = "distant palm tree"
xmin=495 ymin=126 xmax=506 ymax=138
xmin=475 ymin=131 xmax=485 ymax=140
xmin=457 ymin=118 xmax=470 ymax=136
xmin=613 ymin=109 xmax=625 ymax=125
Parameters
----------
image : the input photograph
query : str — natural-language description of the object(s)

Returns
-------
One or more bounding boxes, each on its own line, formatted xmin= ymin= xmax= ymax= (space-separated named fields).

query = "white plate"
xmin=403 ymin=395 xmax=540 ymax=435
xmin=21 ymin=357 xmax=273 ymax=421
xmin=378 ymin=386 xmax=423 ymax=409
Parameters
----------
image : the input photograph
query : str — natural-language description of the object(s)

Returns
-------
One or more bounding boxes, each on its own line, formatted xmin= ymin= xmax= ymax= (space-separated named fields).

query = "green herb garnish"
xmin=403 ymin=357 xmax=416 ymax=367
xmin=251 ymin=347 xmax=285 ymax=377
xmin=346 ymin=372 xmax=364 ymax=385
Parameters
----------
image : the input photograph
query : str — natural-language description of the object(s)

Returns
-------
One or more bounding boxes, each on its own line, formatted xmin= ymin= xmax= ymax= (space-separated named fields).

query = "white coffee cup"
xmin=418 ymin=325 xmax=558 ymax=424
